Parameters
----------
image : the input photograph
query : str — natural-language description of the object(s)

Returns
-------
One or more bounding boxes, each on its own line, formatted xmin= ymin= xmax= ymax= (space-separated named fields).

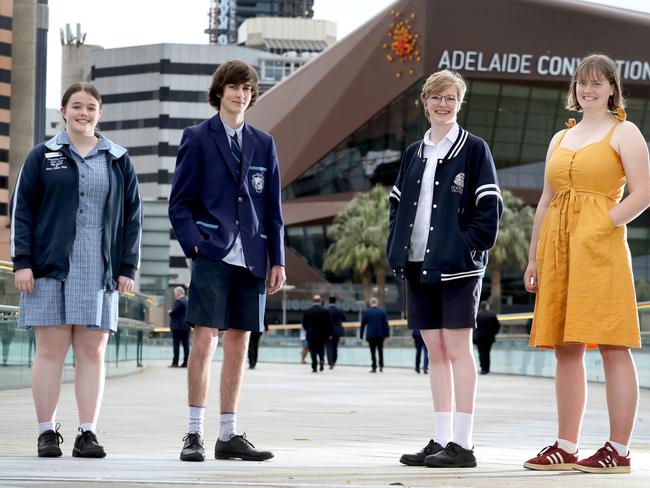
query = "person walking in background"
xmin=473 ymin=302 xmax=500 ymax=375
xmin=0 ymin=322 xmax=15 ymax=366
xmin=11 ymin=82 xmax=142 ymax=458
xmin=299 ymin=328 xmax=308 ymax=364
xmin=412 ymin=329 xmax=428 ymax=374
xmin=248 ymin=318 xmax=268 ymax=369
xmin=523 ymin=54 xmax=650 ymax=474
xmin=302 ymin=295 xmax=333 ymax=372
xmin=169 ymin=286 xmax=190 ymax=368
xmin=169 ymin=60 xmax=286 ymax=462
xmin=388 ymin=70 xmax=502 ymax=469
xmin=360 ymin=298 xmax=390 ymax=373
xmin=326 ymin=296 xmax=346 ymax=369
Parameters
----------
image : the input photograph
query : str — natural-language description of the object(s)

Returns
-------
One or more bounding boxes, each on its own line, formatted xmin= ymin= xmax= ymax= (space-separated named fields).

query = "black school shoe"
xmin=399 ymin=439 xmax=444 ymax=466
xmin=72 ymin=428 xmax=106 ymax=458
xmin=424 ymin=442 xmax=476 ymax=468
xmin=215 ymin=434 xmax=274 ymax=461
xmin=180 ymin=432 xmax=205 ymax=462
xmin=37 ymin=423 xmax=63 ymax=457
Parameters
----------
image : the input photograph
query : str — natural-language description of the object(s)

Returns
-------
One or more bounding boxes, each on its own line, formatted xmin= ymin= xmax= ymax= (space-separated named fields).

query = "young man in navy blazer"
xmin=169 ymin=60 xmax=286 ymax=462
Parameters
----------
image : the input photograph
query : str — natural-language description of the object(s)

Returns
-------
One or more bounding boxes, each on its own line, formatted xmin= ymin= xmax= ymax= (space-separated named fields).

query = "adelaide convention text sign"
xmin=438 ymin=50 xmax=650 ymax=81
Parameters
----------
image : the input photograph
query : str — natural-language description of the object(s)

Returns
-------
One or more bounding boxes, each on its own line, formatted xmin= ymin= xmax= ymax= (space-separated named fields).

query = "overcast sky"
xmin=45 ymin=0 xmax=650 ymax=108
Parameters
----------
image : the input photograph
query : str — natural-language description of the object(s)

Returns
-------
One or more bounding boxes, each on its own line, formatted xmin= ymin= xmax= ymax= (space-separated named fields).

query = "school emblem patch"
xmin=251 ymin=172 xmax=265 ymax=193
xmin=451 ymin=172 xmax=464 ymax=194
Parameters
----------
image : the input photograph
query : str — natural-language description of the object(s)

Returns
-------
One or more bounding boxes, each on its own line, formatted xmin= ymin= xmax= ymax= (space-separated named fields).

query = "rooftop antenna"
xmin=60 ymin=23 xmax=87 ymax=46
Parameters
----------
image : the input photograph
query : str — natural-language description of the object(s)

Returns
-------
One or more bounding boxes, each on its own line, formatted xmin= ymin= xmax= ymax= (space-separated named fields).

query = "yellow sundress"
xmin=530 ymin=117 xmax=640 ymax=348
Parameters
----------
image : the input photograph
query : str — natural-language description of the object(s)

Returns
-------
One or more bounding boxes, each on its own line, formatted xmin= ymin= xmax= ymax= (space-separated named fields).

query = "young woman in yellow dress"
xmin=523 ymin=54 xmax=650 ymax=474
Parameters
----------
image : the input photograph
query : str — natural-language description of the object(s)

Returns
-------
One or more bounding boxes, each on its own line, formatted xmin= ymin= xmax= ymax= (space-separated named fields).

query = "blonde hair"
xmin=420 ymin=70 xmax=467 ymax=121
xmin=566 ymin=54 xmax=625 ymax=112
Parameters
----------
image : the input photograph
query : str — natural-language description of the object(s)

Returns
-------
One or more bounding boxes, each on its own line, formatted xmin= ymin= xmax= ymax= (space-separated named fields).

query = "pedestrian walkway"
xmin=0 ymin=361 xmax=648 ymax=487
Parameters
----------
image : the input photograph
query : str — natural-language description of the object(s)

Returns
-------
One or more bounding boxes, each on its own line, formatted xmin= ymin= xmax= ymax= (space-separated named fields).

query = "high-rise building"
xmin=0 ymin=1 xmax=11 ymax=227
xmin=0 ymin=0 xmax=48 ymax=261
xmin=208 ymin=0 xmax=314 ymax=45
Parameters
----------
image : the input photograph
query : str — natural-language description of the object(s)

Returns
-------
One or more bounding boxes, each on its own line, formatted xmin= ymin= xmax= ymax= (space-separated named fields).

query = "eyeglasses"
xmin=429 ymin=95 xmax=459 ymax=104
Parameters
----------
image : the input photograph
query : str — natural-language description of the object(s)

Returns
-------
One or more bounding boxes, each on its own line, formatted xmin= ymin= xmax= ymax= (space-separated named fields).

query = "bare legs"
xmin=599 ymin=346 xmax=638 ymax=445
xmin=32 ymin=327 xmax=72 ymax=423
xmin=553 ymin=344 xmax=637 ymax=446
xmin=32 ymin=325 xmax=108 ymax=427
xmin=72 ymin=327 xmax=109 ymax=426
xmin=220 ymin=329 xmax=249 ymax=412
xmin=187 ymin=326 xmax=219 ymax=407
xmin=187 ymin=326 xmax=249 ymax=412
xmin=422 ymin=328 xmax=476 ymax=413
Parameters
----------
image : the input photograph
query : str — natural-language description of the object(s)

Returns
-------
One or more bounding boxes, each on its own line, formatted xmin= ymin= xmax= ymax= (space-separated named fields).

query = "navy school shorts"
xmin=185 ymin=254 xmax=266 ymax=332
xmin=405 ymin=261 xmax=481 ymax=330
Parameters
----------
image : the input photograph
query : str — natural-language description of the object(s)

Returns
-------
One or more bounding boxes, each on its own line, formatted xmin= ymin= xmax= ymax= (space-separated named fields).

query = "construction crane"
xmin=205 ymin=0 xmax=235 ymax=45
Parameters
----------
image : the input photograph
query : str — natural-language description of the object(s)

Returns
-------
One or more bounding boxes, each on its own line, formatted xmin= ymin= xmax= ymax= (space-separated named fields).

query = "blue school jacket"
xmin=387 ymin=127 xmax=503 ymax=283
xmin=168 ymin=114 xmax=285 ymax=280
xmin=11 ymin=132 xmax=143 ymax=290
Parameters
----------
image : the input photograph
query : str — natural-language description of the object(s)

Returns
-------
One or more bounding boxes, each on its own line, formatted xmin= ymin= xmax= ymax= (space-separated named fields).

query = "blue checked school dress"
xmin=18 ymin=133 xmax=119 ymax=332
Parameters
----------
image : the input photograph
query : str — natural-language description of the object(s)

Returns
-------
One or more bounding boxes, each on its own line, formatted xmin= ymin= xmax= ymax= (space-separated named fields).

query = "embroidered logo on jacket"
xmin=451 ymin=172 xmax=465 ymax=194
xmin=45 ymin=158 xmax=69 ymax=171
xmin=251 ymin=172 xmax=265 ymax=193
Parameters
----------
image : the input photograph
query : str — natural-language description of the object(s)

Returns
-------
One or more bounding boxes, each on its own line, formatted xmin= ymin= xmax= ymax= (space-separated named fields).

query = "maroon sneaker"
xmin=573 ymin=442 xmax=630 ymax=474
xmin=523 ymin=442 xmax=578 ymax=471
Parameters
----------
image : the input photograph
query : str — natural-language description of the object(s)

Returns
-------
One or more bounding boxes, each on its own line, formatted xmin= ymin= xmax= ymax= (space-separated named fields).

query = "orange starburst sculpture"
xmin=384 ymin=11 xmax=421 ymax=78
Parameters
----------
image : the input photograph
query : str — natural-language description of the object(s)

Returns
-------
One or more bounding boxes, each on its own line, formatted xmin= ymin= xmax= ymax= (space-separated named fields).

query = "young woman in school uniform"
xmin=12 ymin=82 xmax=142 ymax=458
xmin=388 ymin=70 xmax=502 ymax=468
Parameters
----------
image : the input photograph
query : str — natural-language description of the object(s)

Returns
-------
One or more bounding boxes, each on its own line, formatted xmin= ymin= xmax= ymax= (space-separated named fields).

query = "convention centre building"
xmin=246 ymin=0 xmax=650 ymax=317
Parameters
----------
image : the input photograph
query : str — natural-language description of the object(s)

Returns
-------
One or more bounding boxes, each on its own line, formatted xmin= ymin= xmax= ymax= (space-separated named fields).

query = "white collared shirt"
xmin=221 ymin=116 xmax=247 ymax=268
xmin=408 ymin=123 xmax=459 ymax=261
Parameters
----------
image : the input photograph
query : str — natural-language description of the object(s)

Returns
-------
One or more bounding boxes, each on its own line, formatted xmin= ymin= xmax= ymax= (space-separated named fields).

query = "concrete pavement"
xmin=0 ymin=360 xmax=648 ymax=487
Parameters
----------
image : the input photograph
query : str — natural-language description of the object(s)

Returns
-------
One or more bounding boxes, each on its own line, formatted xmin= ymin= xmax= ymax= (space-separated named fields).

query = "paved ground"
xmin=0 ymin=360 xmax=648 ymax=487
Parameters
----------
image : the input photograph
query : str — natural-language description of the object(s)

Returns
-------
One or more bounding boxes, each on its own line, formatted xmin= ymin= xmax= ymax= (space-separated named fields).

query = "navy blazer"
xmin=360 ymin=307 xmax=390 ymax=340
xmin=169 ymin=296 xmax=189 ymax=332
xmin=168 ymin=115 xmax=285 ymax=280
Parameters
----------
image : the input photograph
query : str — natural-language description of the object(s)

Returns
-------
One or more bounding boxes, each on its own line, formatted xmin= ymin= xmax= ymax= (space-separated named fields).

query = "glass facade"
xmin=283 ymin=77 xmax=650 ymax=303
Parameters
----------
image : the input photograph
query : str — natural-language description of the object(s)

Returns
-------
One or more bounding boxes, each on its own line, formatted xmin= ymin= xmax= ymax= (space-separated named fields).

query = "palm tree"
xmin=488 ymin=190 xmax=534 ymax=312
xmin=323 ymin=186 xmax=389 ymax=305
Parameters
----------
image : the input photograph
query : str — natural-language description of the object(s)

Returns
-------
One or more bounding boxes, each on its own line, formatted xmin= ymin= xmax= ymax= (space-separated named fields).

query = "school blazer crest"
xmin=387 ymin=127 xmax=503 ymax=283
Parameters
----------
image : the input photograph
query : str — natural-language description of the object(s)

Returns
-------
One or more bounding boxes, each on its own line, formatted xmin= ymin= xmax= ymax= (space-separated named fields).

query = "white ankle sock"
xmin=434 ymin=412 xmax=452 ymax=447
xmin=557 ymin=438 xmax=578 ymax=454
xmin=188 ymin=406 xmax=205 ymax=435
xmin=608 ymin=439 xmax=628 ymax=456
xmin=453 ymin=412 xmax=473 ymax=450
xmin=79 ymin=422 xmax=95 ymax=433
xmin=219 ymin=413 xmax=237 ymax=441
xmin=38 ymin=421 xmax=54 ymax=435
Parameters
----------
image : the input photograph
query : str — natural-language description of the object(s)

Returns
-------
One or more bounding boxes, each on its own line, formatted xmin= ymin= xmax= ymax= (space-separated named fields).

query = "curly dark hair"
xmin=208 ymin=60 xmax=259 ymax=110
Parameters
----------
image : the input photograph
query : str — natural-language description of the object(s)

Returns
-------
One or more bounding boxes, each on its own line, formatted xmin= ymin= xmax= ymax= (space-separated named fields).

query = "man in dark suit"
xmin=169 ymin=286 xmax=190 ymax=367
xmin=302 ymin=295 xmax=333 ymax=373
xmin=169 ymin=60 xmax=285 ymax=463
xmin=360 ymin=297 xmax=390 ymax=372
xmin=473 ymin=302 xmax=500 ymax=374
xmin=326 ymin=296 xmax=346 ymax=369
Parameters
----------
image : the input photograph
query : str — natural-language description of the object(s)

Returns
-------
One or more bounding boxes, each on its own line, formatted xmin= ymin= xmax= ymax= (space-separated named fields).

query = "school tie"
xmin=230 ymin=133 xmax=242 ymax=167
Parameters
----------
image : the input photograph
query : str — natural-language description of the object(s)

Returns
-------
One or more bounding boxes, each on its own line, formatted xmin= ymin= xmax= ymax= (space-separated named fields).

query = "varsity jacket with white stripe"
xmin=387 ymin=126 xmax=503 ymax=283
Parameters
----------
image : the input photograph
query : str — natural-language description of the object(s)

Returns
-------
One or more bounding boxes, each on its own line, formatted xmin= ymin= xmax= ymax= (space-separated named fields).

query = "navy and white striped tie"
xmin=230 ymin=133 xmax=242 ymax=166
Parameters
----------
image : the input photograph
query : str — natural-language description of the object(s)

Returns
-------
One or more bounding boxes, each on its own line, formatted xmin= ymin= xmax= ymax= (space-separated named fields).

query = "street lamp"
xmin=281 ymin=284 xmax=296 ymax=326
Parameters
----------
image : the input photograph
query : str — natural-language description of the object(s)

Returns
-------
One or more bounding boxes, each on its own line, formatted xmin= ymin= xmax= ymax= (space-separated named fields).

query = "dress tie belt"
xmin=549 ymin=188 xmax=615 ymax=269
